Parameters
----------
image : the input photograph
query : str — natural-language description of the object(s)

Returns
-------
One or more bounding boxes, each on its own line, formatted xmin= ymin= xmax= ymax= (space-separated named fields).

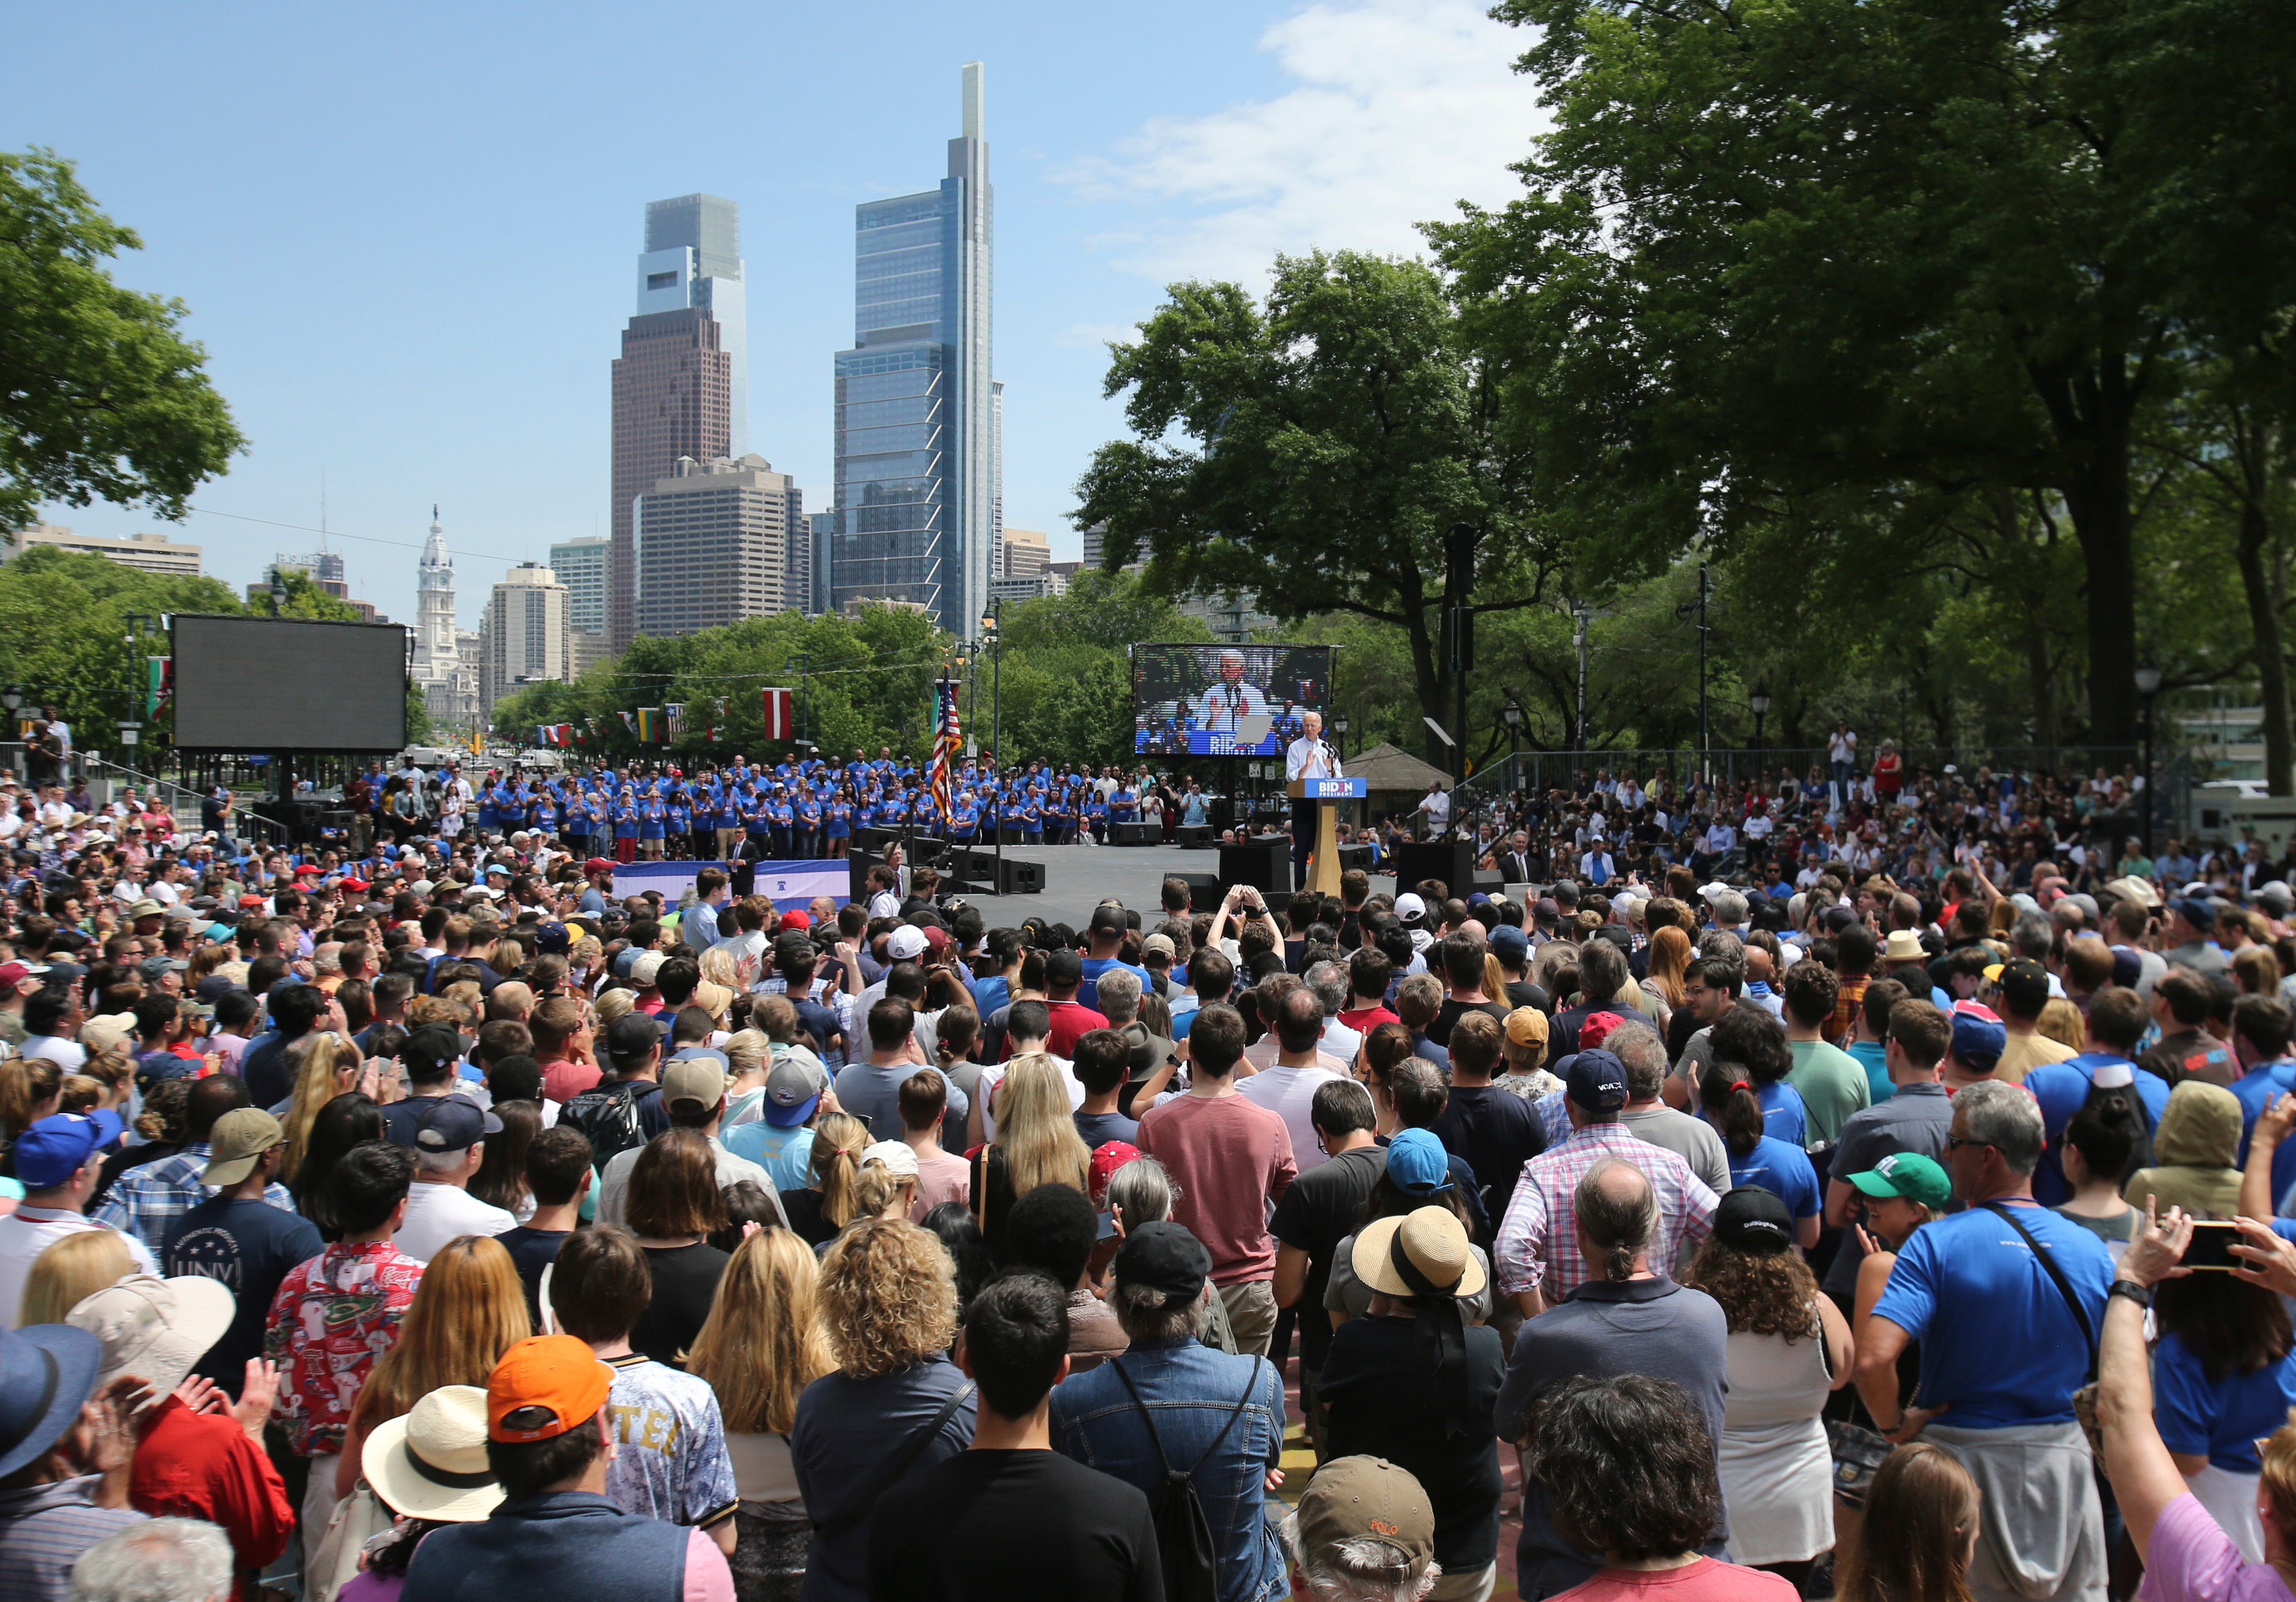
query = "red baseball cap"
xmin=583 ymin=857 xmax=616 ymax=876
xmin=0 ymin=961 xmax=31 ymax=989
xmin=1578 ymin=1011 xmax=1626 ymax=1051
xmin=487 ymin=1335 xmax=611 ymax=1443
xmin=778 ymin=910 xmax=812 ymax=931
xmin=921 ymin=925 xmax=952 ymax=951
xmin=238 ymin=895 xmax=266 ymax=909
xmin=1089 ymin=1141 xmax=1140 ymax=1207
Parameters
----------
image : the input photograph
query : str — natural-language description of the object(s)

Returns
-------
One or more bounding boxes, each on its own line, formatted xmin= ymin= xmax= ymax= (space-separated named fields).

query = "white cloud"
xmin=1064 ymin=0 xmax=1545 ymax=283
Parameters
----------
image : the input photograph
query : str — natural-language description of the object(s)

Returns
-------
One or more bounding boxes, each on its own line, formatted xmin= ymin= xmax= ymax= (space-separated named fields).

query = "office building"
xmin=781 ymin=484 xmax=809 ymax=617
xmin=273 ymin=549 xmax=348 ymax=597
xmin=1180 ymin=589 xmax=1278 ymax=644
xmin=480 ymin=563 xmax=571 ymax=709
xmin=638 ymin=195 xmax=748 ymax=457
xmin=826 ymin=62 xmax=997 ymax=635
xmin=1001 ymin=526 xmax=1050 ymax=579
xmin=807 ymin=510 xmax=835 ymax=616
xmin=549 ymin=536 xmax=609 ymax=637
xmin=6 ymin=524 xmax=203 ymax=576
xmin=632 ymin=453 xmax=799 ymax=639
xmin=992 ymin=572 xmax=1064 ymax=605
xmin=1081 ymin=522 xmax=1105 ymax=571
xmin=609 ymin=197 xmax=738 ymax=649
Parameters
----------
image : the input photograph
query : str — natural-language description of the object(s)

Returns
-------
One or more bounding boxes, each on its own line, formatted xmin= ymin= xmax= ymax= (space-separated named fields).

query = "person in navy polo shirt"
xmin=402 ymin=1334 xmax=732 ymax=1602
xmin=1855 ymin=1080 xmax=2113 ymax=1602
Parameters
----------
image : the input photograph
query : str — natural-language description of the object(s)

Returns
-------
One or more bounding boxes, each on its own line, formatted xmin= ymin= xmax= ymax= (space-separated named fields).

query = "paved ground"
xmin=938 ymin=840 xmax=1402 ymax=925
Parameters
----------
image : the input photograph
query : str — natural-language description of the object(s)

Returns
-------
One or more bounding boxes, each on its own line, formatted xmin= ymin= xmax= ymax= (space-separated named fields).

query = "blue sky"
xmin=4 ymin=0 xmax=1544 ymax=628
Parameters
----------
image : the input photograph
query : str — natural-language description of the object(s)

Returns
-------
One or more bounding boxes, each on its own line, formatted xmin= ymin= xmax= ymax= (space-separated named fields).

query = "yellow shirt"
xmin=1995 ymin=1030 xmax=2077 ymax=1085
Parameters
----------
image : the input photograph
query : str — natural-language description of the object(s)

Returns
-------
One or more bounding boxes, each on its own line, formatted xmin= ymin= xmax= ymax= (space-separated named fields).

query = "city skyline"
xmin=3 ymin=2 xmax=1546 ymax=630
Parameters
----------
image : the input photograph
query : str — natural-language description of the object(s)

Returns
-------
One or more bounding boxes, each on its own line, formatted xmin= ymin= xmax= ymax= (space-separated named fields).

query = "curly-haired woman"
xmin=1682 ymin=1188 xmax=1853 ymax=1589
xmin=788 ymin=1217 xmax=976 ymax=1602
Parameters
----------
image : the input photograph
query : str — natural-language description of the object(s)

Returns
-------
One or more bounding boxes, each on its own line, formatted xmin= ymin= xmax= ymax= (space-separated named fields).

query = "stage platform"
xmin=945 ymin=842 xmax=1402 ymax=928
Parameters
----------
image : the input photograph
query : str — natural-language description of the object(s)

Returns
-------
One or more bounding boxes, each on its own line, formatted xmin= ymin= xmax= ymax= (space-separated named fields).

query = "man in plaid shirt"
xmin=92 ymin=1077 xmax=295 ymax=1254
xmin=1828 ymin=924 xmax=1876 ymax=1044
xmin=1494 ymin=1047 xmax=1719 ymax=1315
xmin=264 ymin=1141 xmax=423 ymax=1563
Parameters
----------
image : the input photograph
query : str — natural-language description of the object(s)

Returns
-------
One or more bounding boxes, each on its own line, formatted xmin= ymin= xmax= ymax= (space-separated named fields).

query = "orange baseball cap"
xmin=487 ymin=1335 xmax=611 ymax=1443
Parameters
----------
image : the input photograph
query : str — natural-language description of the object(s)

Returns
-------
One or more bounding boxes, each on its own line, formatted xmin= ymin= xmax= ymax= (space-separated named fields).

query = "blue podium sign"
xmin=1306 ymin=777 xmax=1368 ymax=800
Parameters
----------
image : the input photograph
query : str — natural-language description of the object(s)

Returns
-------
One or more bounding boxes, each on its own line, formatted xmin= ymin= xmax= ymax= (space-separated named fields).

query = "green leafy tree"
xmin=1432 ymin=0 xmax=2296 ymax=745
xmin=2 ymin=149 xmax=244 ymax=532
xmin=1076 ymin=252 xmax=1558 ymax=768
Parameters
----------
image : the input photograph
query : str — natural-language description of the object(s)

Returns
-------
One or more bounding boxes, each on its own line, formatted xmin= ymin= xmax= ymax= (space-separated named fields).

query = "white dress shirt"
xmin=1196 ymin=680 xmax=1270 ymax=732
xmin=1285 ymin=735 xmax=1340 ymax=783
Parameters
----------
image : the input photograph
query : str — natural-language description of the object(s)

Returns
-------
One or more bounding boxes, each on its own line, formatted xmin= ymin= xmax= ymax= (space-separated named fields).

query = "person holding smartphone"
xmin=2103 ymin=1202 xmax=2296 ymax=1592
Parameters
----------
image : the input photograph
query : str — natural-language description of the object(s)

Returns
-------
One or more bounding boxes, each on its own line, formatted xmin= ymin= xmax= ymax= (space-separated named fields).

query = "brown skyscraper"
xmin=609 ymin=308 xmax=731 ymax=648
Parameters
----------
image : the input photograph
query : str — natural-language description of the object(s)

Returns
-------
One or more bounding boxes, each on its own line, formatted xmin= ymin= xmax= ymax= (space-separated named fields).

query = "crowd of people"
xmin=1462 ymin=735 xmax=2272 ymax=902
xmin=6 ymin=746 xmax=2296 ymax=1602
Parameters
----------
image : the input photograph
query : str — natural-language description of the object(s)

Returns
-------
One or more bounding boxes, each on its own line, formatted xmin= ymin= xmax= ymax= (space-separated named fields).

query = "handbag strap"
xmin=1980 ymin=1201 xmax=2098 ymax=1384
xmin=812 ymin=1378 xmax=975 ymax=1540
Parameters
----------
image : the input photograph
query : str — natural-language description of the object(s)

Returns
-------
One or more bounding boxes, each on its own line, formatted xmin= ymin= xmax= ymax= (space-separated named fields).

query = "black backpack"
xmin=560 ymin=1079 xmax=648 ymax=1166
xmin=1108 ymin=1356 xmax=1262 ymax=1602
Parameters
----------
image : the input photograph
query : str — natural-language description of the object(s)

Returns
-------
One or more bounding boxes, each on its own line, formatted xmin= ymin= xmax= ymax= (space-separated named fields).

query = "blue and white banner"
xmin=746 ymin=859 xmax=850 ymax=912
xmin=608 ymin=858 xmax=848 ymax=914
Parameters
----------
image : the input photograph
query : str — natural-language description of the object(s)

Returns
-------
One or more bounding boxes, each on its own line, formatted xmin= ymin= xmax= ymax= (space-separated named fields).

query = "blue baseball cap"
xmin=15 ymin=1114 xmax=106 ymax=1190
xmin=409 ymin=1096 xmax=503 ymax=1155
xmin=1489 ymin=925 xmax=1529 ymax=964
xmin=1384 ymin=1128 xmax=1454 ymax=1195
xmin=1565 ymin=1048 xmax=1630 ymax=1113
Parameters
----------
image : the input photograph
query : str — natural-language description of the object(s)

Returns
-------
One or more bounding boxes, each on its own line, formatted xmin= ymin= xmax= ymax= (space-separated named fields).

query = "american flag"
xmin=927 ymin=676 xmax=960 ymax=821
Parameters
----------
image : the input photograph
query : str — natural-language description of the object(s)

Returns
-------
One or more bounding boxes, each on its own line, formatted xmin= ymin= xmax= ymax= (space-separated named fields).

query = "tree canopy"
xmin=1 ymin=149 xmax=243 ymax=533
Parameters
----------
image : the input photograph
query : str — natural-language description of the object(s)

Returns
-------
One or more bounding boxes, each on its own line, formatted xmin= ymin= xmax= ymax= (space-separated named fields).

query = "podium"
xmin=1288 ymin=775 xmax=1368 ymax=896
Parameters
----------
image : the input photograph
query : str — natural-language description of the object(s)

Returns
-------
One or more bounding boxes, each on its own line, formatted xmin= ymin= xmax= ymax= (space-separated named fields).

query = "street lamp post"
xmin=1503 ymin=697 xmax=1522 ymax=796
xmin=1333 ymin=710 xmax=1351 ymax=765
xmin=1749 ymin=682 xmax=1772 ymax=752
xmin=2135 ymin=661 xmax=2163 ymax=857
xmin=983 ymin=606 xmax=1002 ymax=890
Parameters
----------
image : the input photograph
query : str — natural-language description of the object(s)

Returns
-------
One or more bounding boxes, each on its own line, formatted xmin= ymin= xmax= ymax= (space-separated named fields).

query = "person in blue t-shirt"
xmin=612 ymin=793 xmax=641 ymax=862
xmin=1858 ymin=1081 xmax=2113 ymax=1602
xmin=796 ymin=792 xmax=824 ymax=857
xmin=2026 ymin=986 xmax=2171 ymax=1204
xmin=826 ymin=794 xmax=853 ymax=857
xmin=2150 ymin=1263 xmax=2296 ymax=1559
xmin=1697 ymin=1064 xmax=1819 ymax=1247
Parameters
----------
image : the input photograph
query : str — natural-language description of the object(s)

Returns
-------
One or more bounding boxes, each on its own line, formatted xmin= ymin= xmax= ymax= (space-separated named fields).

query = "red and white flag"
xmin=762 ymin=687 xmax=795 ymax=741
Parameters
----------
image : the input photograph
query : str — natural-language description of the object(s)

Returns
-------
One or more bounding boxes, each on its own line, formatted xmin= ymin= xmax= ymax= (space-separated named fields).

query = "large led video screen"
xmin=171 ymin=614 xmax=409 ymax=752
xmin=1132 ymin=643 xmax=1334 ymax=757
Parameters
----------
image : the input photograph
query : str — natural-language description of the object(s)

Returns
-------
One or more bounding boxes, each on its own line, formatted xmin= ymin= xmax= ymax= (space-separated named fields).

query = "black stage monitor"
xmin=171 ymin=614 xmax=409 ymax=752
xmin=1132 ymin=643 xmax=1334 ymax=758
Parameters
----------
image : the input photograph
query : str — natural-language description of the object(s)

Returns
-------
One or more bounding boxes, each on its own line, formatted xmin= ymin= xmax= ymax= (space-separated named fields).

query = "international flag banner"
xmin=619 ymin=710 xmax=637 ymax=737
xmin=707 ymin=696 xmax=728 ymax=742
xmin=762 ymin=687 xmax=794 ymax=741
xmin=145 ymin=656 xmax=171 ymax=721
xmin=635 ymin=707 xmax=665 ymax=744
xmin=927 ymin=676 xmax=960 ymax=821
xmin=665 ymin=703 xmax=685 ymax=740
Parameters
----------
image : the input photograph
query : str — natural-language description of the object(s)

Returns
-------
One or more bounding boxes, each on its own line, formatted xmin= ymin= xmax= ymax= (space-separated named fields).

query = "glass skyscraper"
xmin=828 ymin=62 xmax=997 ymax=634
xmin=639 ymin=194 xmax=748 ymax=456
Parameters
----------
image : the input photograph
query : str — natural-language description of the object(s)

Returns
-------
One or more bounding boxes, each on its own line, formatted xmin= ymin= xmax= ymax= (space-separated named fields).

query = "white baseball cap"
xmin=886 ymin=926 xmax=929 ymax=961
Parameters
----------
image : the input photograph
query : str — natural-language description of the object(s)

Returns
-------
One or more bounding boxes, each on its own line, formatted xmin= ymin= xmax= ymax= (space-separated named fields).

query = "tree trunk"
xmin=2030 ymin=342 xmax=2145 ymax=750
xmin=1411 ymin=608 xmax=1450 ymax=774
xmin=2236 ymin=468 xmax=2295 ymax=797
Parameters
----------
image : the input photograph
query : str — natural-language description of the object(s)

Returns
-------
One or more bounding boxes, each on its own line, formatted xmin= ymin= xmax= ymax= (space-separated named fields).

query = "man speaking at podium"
xmin=1286 ymin=710 xmax=1341 ymax=890
xmin=1196 ymin=648 xmax=1272 ymax=733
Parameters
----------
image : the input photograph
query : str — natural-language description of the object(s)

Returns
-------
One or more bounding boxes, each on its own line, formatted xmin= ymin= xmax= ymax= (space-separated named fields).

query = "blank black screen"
xmin=171 ymin=614 xmax=408 ymax=752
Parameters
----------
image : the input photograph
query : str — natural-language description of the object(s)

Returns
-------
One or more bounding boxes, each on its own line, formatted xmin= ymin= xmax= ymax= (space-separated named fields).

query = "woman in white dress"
xmin=1683 ymin=1186 xmax=1854 ymax=1590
